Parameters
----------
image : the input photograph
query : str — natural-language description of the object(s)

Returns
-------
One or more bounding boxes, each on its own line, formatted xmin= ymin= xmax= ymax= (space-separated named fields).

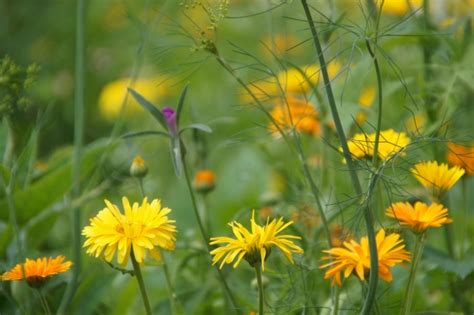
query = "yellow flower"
xmin=320 ymin=230 xmax=411 ymax=286
xmin=405 ymin=113 xmax=426 ymax=134
xmin=343 ymin=129 xmax=410 ymax=162
xmin=386 ymin=201 xmax=452 ymax=232
xmin=1 ymin=256 xmax=72 ymax=288
xmin=277 ymin=65 xmax=320 ymax=94
xmin=378 ymin=0 xmax=422 ymax=16
xmin=411 ymin=161 xmax=465 ymax=195
xmin=98 ymin=77 xmax=167 ymax=120
xmin=355 ymin=86 xmax=376 ymax=125
xmin=447 ymin=143 xmax=474 ymax=175
xmin=82 ymin=197 xmax=177 ymax=266
xmin=209 ymin=211 xmax=303 ymax=271
xmin=239 ymin=78 xmax=278 ymax=104
xmin=269 ymin=96 xmax=321 ymax=136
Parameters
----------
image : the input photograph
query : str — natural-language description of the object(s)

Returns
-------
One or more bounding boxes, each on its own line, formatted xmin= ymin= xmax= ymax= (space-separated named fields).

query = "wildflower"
xmin=277 ymin=65 xmax=319 ymax=94
xmin=378 ymin=0 xmax=422 ymax=16
xmin=405 ymin=113 xmax=426 ymax=134
xmin=210 ymin=211 xmax=303 ymax=271
xmin=269 ymin=96 xmax=321 ymax=136
xmin=411 ymin=161 xmax=465 ymax=195
xmin=343 ymin=129 xmax=410 ymax=161
xmin=320 ymin=229 xmax=411 ymax=286
xmin=355 ymin=86 xmax=376 ymax=125
xmin=130 ymin=155 xmax=148 ymax=178
xmin=1 ymin=256 xmax=72 ymax=288
xmin=82 ymin=197 xmax=177 ymax=266
xmin=193 ymin=169 xmax=216 ymax=193
xmin=447 ymin=143 xmax=474 ymax=175
xmin=98 ymin=77 xmax=166 ymax=120
xmin=330 ymin=225 xmax=351 ymax=247
xmin=239 ymin=78 xmax=277 ymax=104
xmin=162 ymin=107 xmax=178 ymax=135
xmin=386 ymin=201 xmax=452 ymax=233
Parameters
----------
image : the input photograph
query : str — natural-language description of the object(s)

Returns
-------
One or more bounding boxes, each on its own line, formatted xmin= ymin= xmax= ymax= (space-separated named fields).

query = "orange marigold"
xmin=447 ymin=143 xmax=474 ymax=175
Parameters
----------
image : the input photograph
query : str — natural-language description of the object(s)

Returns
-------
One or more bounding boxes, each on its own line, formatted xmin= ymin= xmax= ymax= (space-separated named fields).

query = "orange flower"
xmin=386 ymin=201 xmax=452 ymax=233
xmin=1 ymin=256 xmax=72 ymax=288
xmin=447 ymin=143 xmax=474 ymax=175
xmin=320 ymin=230 xmax=411 ymax=286
xmin=269 ymin=96 xmax=321 ymax=136
xmin=193 ymin=169 xmax=216 ymax=193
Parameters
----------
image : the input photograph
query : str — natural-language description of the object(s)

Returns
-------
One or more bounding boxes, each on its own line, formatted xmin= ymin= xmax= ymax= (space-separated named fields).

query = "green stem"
xmin=159 ymin=249 xmax=180 ymax=314
xmin=254 ymin=265 xmax=264 ymax=315
xmin=131 ymin=250 xmax=153 ymax=315
xmin=182 ymin=159 xmax=240 ymax=313
xmin=38 ymin=289 xmax=52 ymax=315
xmin=58 ymin=0 xmax=85 ymax=312
xmin=299 ymin=2 xmax=379 ymax=314
xmin=401 ymin=233 xmax=426 ymax=315
xmin=331 ymin=286 xmax=340 ymax=315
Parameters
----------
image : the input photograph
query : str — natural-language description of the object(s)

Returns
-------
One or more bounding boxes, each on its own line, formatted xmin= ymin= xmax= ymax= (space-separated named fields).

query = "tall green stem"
xmin=131 ymin=250 xmax=153 ymax=315
xmin=401 ymin=233 xmax=426 ymax=315
xmin=299 ymin=2 xmax=379 ymax=314
xmin=37 ymin=289 xmax=52 ymax=315
xmin=182 ymin=159 xmax=240 ymax=313
xmin=254 ymin=265 xmax=264 ymax=315
xmin=58 ymin=0 xmax=85 ymax=312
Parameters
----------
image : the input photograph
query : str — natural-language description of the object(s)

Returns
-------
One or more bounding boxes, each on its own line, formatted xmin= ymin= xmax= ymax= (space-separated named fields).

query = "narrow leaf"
xmin=176 ymin=84 xmax=189 ymax=126
xmin=121 ymin=130 xmax=170 ymax=139
xmin=179 ymin=123 xmax=212 ymax=135
xmin=128 ymin=88 xmax=167 ymax=129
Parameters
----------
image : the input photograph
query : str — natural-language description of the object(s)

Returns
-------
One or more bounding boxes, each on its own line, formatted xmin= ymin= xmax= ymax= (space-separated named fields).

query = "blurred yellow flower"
xmin=239 ymin=78 xmax=278 ymax=104
xmin=1 ymin=256 xmax=72 ymax=288
xmin=320 ymin=230 xmax=411 ymax=286
xmin=210 ymin=211 xmax=303 ymax=271
xmin=343 ymin=129 xmax=410 ymax=161
xmin=386 ymin=201 xmax=452 ymax=233
xmin=269 ymin=96 xmax=321 ymax=136
xmin=378 ymin=0 xmax=422 ymax=16
xmin=277 ymin=65 xmax=320 ymax=94
xmin=405 ymin=113 xmax=426 ymax=134
xmin=261 ymin=34 xmax=299 ymax=57
xmin=98 ymin=77 xmax=167 ymax=120
xmin=447 ymin=143 xmax=474 ymax=175
xmin=411 ymin=161 xmax=465 ymax=195
xmin=83 ymin=197 xmax=177 ymax=266
xmin=355 ymin=86 xmax=376 ymax=124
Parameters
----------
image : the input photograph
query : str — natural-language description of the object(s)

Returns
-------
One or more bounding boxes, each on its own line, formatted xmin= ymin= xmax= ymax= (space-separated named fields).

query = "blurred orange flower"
xmin=447 ymin=143 xmax=474 ymax=175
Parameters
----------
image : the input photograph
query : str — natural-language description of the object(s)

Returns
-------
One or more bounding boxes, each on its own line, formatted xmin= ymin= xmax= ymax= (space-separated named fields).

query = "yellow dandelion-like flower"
xmin=210 ymin=211 xmax=303 ymax=271
xmin=98 ymin=77 xmax=167 ymax=121
xmin=447 ymin=142 xmax=474 ymax=175
xmin=1 ymin=256 xmax=72 ymax=288
xmin=320 ymin=230 xmax=411 ymax=286
xmin=378 ymin=0 xmax=422 ymax=16
xmin=343 ymin=129 xmax=410 ymax=162
xmin=386 ymin=201 xmax=452 ymax=233
xmin=269 ymin=96 xmax=321 ymax=136
xmin=411 ymin=161 xmax=465 ymax=195
xmin=82 ymin=197 xmax=177 ymax=266
xmin=277 ymin=65 xmax=320 ymax=94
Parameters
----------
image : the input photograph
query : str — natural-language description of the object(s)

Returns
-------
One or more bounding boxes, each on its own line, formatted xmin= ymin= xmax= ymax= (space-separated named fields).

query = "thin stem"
xmin=254 ymin=265 xmax=264 ymax=315
xmin=131 ymin=250 xmax=153 ymax=315
xmin=38 ymin=289 xmax=52 ymax=315
xmin=401 ymin=233 xmax=426 ymax=315
xmin=299 ymin=2 xmax=379 ymax=314
xmin=182 ymin=158 xmax=240 ymax=313
xmin=58 ymin=0 xmax=85 ymax=312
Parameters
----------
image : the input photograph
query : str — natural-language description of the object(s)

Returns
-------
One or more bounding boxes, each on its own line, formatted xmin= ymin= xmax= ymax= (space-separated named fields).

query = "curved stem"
xmin=131 ymin=250 xmax=153 ymax=315
xmin=401 ymin=233 xmax=426 ymax=315
xmin=299 ymin=2 xmax=379 ymax=314
xmin=254 ymin=265 xmax=264 ymax=315
xmin=182 ymin=158 xmax=240 ymax=313
xmin=37 ymin=289 xmax=52 ymax=315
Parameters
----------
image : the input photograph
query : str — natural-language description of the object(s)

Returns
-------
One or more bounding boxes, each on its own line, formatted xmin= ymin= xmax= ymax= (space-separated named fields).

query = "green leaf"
xmin=179 ymin=124 xmax=212 ymax=135
xmin=176 ymin=84 xmax=189 ymax=126
xmin=121 ymin=130 xmax=170 ymax=139
xmin=0 ymin=139 xmax=112 ymax=224
xmin=128 ymin=88 xmax=167 ymax=130
xmin=424 ymin=246 xmax=474 ymax=279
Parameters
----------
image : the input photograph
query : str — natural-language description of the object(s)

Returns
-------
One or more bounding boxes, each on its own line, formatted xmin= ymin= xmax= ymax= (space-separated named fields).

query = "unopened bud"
xmin=193 ymin=169 xmax=216 ymax=194
xmin=130 ymin=155 xmax=148 ymax=178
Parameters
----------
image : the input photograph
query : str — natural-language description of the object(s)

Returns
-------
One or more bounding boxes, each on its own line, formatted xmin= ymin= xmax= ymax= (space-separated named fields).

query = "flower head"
xmin=162 ymin=107 xmax=178 ymax=135
xmin=343 ymin=129 xmax=410 ymax=162
xmin=210 ymin=211 xmax=303 ymax=271
xmin=193 ymin=169 xmax=216 ymax=193
xmin=1 ymin=256 xmax=72 ymax=288
xmin=386 ymin=201 xmax=452 ymax=233
xmin=320 ymin=230 xmax=411 ymax=286
xmin=130 ymin=155 xmax=148 ymax=178
xmin=411 ymin=161 xmax=465 ymax=196
xmin=269 ymin=96 xmax=321 ymax=136
xmin=447 ymin=143 xmax=474 ymax=175
xmin=82 ymin=197 xmax=177 ymax=266
xmin=378 ymin=0 xmax=422 ymax=16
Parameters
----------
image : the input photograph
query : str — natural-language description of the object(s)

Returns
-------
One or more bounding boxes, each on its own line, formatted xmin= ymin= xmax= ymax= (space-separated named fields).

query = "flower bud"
xmin=130 ymin=155 xmax=148 ymax=178
xmin=193 ymin=169 xmax=216 ymax=194
xmin=162 ymin=107 xmax=178 ymax=135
